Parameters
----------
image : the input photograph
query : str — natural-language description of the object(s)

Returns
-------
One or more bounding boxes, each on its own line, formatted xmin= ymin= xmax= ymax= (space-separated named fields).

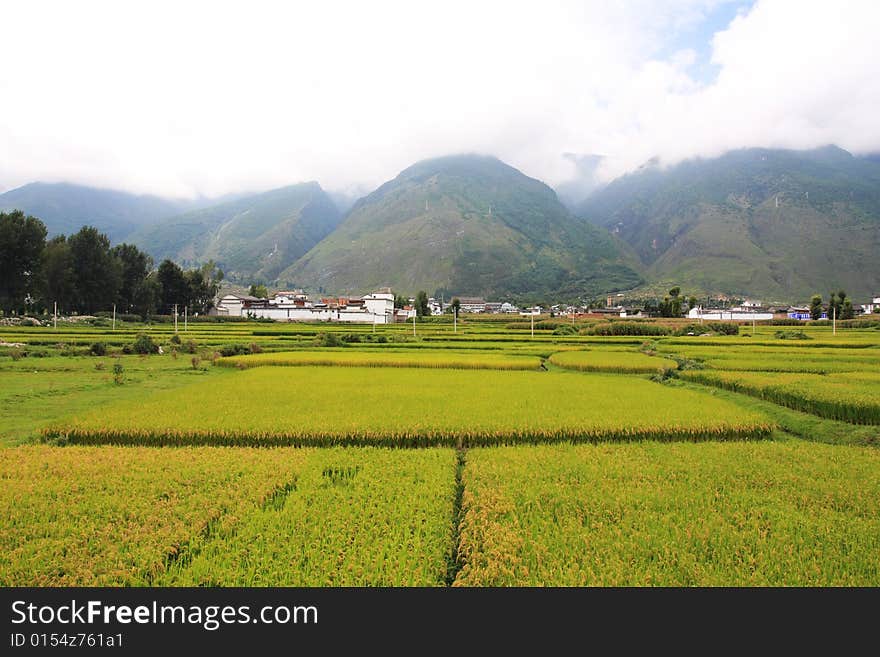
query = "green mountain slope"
xmin=578 ymin=146 xmax=880 ymax=300
xmin=131 ymin=183 xmax=341 ymax=282
xmin=280 ymin=155 xmax=642 ymax=299
xmin=0 ymin=182 xmax=195 ymax=242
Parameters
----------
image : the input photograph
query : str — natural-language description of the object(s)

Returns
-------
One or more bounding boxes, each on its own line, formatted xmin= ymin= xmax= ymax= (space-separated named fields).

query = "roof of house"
xmin=221 ymin=293 xmax=261 ymax=302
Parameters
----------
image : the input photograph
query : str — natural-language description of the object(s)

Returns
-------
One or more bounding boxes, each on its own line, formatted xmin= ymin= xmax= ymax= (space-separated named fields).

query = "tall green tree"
xmin=185 ymin=261 xmax=223 ymax=314
xmin=394 ymin=294 xmax=408 ymax=309
xmin=415 ymin=290 xmax=430 ymax=316
xmin=0 ymin=210 xmax=47 ymax=314
xmin=658 ymin=287 xmax=683 ymax=317
xmin=133 ymin=271 xmax=160 ymax=318
xmin=38 ymin=236 xmax=75 ymax=313
xmin=248 ymin=284 xmax=268 ymax=299
xmin=111 ymin=243 xmax=152 ymax=314
xmin=827 ymin=290 xmax=852 ymax=320
xmin=157 ymin=259 xmax=189 ymax=314
xmin=809 ymin=294 xmax=823 ymax=321
xmin=68 ymin=226 xmax=120 ymax=314
xmin=451 ymin=297 xmax=461 ymax=315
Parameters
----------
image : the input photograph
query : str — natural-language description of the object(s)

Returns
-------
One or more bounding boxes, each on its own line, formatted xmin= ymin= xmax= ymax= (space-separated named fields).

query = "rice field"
xmin=680 ymin=370 xmax=880 ymax=424
xmin=159 ymin=448 xmax=457 ymax=586
xmin=2 ymin=320 xmax=880 ymax=587
xmin=216 ymin=349 xmax=542 ymax=370
xmin=45 ymin=367 xmax=772 ymax=446
xmin=0 ymin=445 xmax=311 ymax=585
xmin=548 ymin=349 xmax=676 ymax=373
xmin=454 ymin=442 xmax=880 ymax=586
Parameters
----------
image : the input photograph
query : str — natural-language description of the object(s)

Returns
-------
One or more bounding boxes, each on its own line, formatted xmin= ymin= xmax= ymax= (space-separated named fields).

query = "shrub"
xmin=170 ymin=334 xmax=182 ymax=345
xmin=90 ymin=342 xmax=107 ymax=356
xmin=10 ymin=349 xmax=23 ymax=361
xmin=316 ymin=332 xmax=344 ymax=348
xmin=112 ymin=362 xmax=124 ymax=385
xmin=183 ymin=339 xmax=198 ymax=354
xmin=95 ymin=362 xmax=106 ymax=371
xmin=219 ymin=344 xmax=249 ymax=357
xmin=132 ymin=333 xmax=159 ymax=354
xmin=774 ymin=330 xmax=811 ymax=340
xmin=191 ymin=356 xmax=201 ymax=370
xmin=249 ymin=343 xmax=263 ymax=354
xmin=122 ymin=344 xmax=133 ymax=355
xmin=552 ymin=324 xmax=579 ymax=336
xmin=675 ymin=322 xmax=739 ymax=336
xmin=584 ymin=322 xmax=669 ymax=336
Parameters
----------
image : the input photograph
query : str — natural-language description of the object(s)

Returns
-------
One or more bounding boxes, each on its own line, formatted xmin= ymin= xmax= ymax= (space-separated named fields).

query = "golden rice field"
xmin=680 ymin=370 xmax=880 ymax=424
xmin=2 ymin=320 xmax=880 ymax=587
xmin=216 ymin=349 xmax=542 ymax=370
xmin=0 ymin=446 xmax=311 ymax=586
xmin=548 ymin=349 xmax=676 ymax=373
xmin=454 ymin=442 xmax=880 ymax=586
xmin=45 ymin=367 xmax=772 ymax=446
xmin=159 ymin=448 xmax=457 ymax=586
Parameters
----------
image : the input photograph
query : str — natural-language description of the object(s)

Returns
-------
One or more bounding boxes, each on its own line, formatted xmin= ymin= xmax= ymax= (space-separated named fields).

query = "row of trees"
xmin=0 ymin=210 xmax=222 ymax=316
xmin=809 ymin=291 xmax=855 ymax=320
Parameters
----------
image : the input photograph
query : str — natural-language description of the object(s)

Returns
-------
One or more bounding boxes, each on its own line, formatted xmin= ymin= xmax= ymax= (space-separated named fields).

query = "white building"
xmin=687 ymin=307 xmax=773 ymax=321
xmin=215 ymin=290 xmax=396 ymax=323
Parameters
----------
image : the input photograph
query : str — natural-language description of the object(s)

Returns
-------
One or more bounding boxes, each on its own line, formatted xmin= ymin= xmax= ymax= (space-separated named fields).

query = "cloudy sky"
xmin=1 ymin=0 xmax=878 ymax=199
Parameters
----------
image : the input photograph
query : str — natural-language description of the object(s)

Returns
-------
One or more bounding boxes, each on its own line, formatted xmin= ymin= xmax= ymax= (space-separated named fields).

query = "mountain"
xmin=0 ymin=182 xmax=197 ymax=242
xmin=131 ymin=182 xmax=342 ymax=282
xmin=555 ymin=153 xmax=605 ymax=209
xmin=280 ymin=154 xmax=642 ymax=299
xmin=577 ymin=145 xmax=880 ymax=301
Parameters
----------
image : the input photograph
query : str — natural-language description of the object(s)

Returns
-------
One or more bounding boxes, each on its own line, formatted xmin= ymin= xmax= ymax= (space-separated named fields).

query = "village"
xmin=214 ymin=288 xmax=880 ymax=324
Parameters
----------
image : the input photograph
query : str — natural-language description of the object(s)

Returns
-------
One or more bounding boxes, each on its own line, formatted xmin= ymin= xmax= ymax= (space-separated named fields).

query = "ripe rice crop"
xmin=680 ymin=370 xmax=880 ymax=424
xmin=158 ymin=448 xmax=456 ymax=586
xmin=216 ymin=349 xmax=541 ymax=370
xmin=453 ymin=442 xmax=880 ymax=586
xmin=548 ymin=349 xmax=676 ymax=373
xmin=45 ymin=368 xmax=771 ymax=447
xmin=0 ymin=446 xmax=311 ymax=585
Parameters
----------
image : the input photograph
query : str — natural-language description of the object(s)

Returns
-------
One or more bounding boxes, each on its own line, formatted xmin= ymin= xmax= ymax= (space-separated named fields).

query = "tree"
xmin=249 ymin=284 xmax=268 ymax=299
xmin=809 ymin=294 xmax=823 ymax=321
xmin=394 ymin=294 xmax=408 ymax=309
xmin=133 ymin=271 xmax=160 ymax=318
xmin=112 ymin=243 xmax=152 ymax=313
xmin=0 ymin=210 xmax=47 ymax=314
xmin=451 ymin=297 xmax=461 ymax=315
xmin=68 ymin=226 xmax=120 ymax=314
xmin=157 ymin=259 xmax=189 ymax=314
xmin=827 ymin=290 xmax=852 ymax=321
xmin=687 ymin=295 xmax=698 ymax=311
xmin=658 ymin=287 xmax=683 ymax=317
xmin=415 ymin=290 xmax=430 ymax=316
xmin=186 ymin=263 xmax=223 ymax=314
xmin=37 ymin=236 xmax=75 ymax=313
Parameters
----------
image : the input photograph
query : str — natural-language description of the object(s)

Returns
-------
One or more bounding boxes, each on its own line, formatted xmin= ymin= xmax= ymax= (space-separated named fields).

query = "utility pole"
xmin=112 ymin=304 xmax=116 ymax=331
xmin=453 ymin=308 xmax=457 ymax=334
xmin=184 ymin=306 xmax=188 ymax=332
xmin=412 ymin=311 xmax=416 ymax=337
xmin=53 ymin=301 xmax=57 ymax=330
xmin=833 ymin=306 xmax=837 ymax=335
xmin=531 ymin=311 xmax=535 ymax=339
xmin=174 ymin=304 xmax=178 ymax=334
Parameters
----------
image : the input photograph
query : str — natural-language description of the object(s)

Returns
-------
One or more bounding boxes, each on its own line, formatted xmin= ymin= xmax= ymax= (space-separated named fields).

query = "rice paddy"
xmin=2 ymin=317 xmax=879 ymax=586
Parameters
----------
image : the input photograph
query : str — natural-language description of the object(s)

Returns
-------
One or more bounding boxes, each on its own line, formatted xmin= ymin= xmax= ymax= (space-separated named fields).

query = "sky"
xmin=1 ymin=0 xmax=879 ymax=199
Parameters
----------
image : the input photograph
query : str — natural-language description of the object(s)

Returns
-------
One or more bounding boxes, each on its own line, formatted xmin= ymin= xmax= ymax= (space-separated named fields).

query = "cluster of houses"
xmin=214 ymin=290 xmax=409 ymax=324
xmin=215 ymin=287 xmax=880 ymax=324
xmin=214 ymin=291 xmax=531 ymax=323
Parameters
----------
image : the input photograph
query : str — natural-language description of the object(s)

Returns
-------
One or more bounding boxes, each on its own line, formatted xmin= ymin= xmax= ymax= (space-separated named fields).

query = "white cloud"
xmin=0 ymin=0 xmax=878 ymax=198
